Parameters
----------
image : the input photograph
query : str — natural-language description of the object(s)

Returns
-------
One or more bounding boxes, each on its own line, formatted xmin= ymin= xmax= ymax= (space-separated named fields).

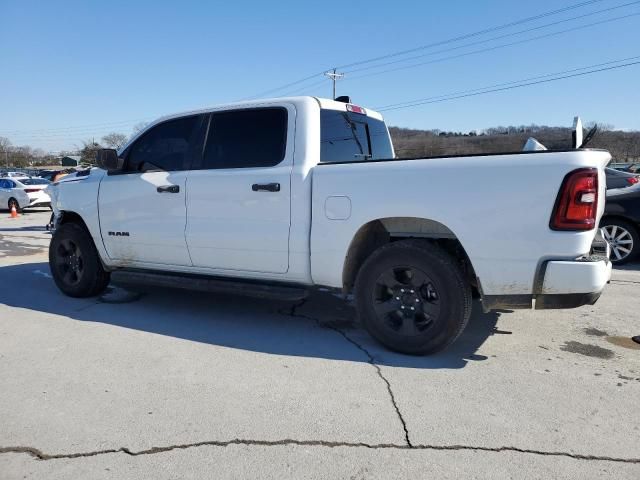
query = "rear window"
xmin=20 ymin=178 xmax=50 ymax=185
xmin=320 ymin=109 xmax=394 ymax=163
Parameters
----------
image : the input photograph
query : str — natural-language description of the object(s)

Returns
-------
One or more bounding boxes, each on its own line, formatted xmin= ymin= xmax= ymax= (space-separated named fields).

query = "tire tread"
xmin=49 ymin=222 xmax=110 ymax=297
xmin=355 ymin=239 xmax=472 ymax=355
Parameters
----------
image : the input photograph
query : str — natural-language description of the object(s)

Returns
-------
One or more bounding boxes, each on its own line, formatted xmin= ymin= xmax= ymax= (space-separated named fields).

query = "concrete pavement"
xmin=1 ymin=210 xmax=638 ymax=479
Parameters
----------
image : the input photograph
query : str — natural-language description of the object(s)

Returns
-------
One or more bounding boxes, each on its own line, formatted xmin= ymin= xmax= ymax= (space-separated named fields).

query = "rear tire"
xmin=355 ymin=240 xmax=472 ymax=355
xmin=49 ymin=222 xmax=111 ymax=297
xmin=601 ymin=218 xmax=639 ymax=265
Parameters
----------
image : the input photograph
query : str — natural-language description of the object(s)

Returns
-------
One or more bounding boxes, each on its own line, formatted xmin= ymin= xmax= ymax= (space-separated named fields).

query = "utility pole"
xmin=324 ymin=68 xmax=344 ymax=99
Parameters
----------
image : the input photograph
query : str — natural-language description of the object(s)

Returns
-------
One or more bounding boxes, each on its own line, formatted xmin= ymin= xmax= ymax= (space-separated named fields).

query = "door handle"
xmin=157 ymin=185 xmax=180 ymax=193
xmin=252 ymin=183 xmax=280 ymax=192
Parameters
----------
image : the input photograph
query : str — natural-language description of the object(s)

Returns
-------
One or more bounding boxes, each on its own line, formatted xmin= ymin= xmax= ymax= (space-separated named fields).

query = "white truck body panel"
xmin=99 ymin=170 xmax=192 ymax=266
xmin=50 ymin=96 xmax=611 ymax=307
xmin=310 ymin=149 xmax=610 ymax=295
xmin=184 ymin=102 xmax=297 ymax=274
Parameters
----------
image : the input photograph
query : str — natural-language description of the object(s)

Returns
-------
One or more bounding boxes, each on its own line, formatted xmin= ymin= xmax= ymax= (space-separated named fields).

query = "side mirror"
xmin=95 ymin=149 xmax=123 ymax=172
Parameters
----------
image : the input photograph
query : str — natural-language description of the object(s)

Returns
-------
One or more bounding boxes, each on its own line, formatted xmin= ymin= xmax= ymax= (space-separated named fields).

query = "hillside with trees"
xmin=389 ymin=124 xmax=640 ymax=162
xmin=1 ymin=123 xmax=639 ymax=169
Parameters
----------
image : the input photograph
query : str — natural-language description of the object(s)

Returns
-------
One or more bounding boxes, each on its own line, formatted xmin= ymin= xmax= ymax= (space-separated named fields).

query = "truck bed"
xmin=310 ymin=148 xmax=611 ymax=300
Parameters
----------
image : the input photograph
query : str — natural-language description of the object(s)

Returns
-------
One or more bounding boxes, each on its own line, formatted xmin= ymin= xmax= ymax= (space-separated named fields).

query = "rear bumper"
xmin=482 ymin=229 xmax=612 ymax=311
xmin=25 ymin=201 xmax=51 ymax=208
xmin=535 ymin=291 xmax=604 ymax=309
xmin=535 ymin=228 xmax=611 ymax=309
xmin=26 ymin=192 xmax=51 ymax=208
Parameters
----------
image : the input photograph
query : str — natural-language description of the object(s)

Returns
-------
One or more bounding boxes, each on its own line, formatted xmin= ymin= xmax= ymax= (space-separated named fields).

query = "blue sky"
xmin=1 ymin=0 xmax=639 ymax=151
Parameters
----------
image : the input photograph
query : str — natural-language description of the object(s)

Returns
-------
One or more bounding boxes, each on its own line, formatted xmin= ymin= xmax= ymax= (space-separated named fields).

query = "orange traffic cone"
xmin=9 ymin=205 xmax=18 ymax=218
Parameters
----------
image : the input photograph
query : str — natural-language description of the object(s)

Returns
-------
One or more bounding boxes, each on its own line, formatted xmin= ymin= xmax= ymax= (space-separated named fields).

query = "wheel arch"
xmin=55 ymin=210 xmax=112 ymax=269
xmin=342 ymin=216 xmax=477 ymax=294
xmin=7 ymin=196 xmax=21 ymax=209
xmin=600 ymin=214 xmax=640 ymax=229
xmin=58 ymin=210 xmax=91 ymax=231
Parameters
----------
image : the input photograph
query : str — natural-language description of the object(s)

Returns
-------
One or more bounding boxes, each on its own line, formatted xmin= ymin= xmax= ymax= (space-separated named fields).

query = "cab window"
xmin=200 ymin=108 xmax=287 ymax=169
xmin=125 ymin=115 xmax=204 ymax=172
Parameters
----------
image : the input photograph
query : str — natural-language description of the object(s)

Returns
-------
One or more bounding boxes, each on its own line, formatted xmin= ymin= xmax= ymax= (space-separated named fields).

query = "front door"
xmin=185 ymin=106 xmax=294 ymax=273
xmin=98 ymin=114 xmax=206 ymax=266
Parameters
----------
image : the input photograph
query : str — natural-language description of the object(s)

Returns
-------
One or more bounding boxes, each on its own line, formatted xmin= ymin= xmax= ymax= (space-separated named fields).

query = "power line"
xmin=336 ymin=0 xmax=608 ymax=70
xmin=7 ymin=124 xmax=142 ymax=140
xmin=343 ymin=1 xmax=640 ymax=75
xmin=242 ymin=0 xmax=608 ymax=99
xmin=0 ymin=118 xmax=149 ymax=136
xmin=239 ymin=72 xmax=326 ymax=101
xmin=282 ymin=11 xmax=640 ymax=98
xmin=280 ymin=79 xmax=328 ymax=97
xmin=377 ymin=58 xmax=640 ymax=112
xmin=375 ymin=55 xmax=640 ymax=110
xmin=342 ymin=12 xmax=640 ymax=84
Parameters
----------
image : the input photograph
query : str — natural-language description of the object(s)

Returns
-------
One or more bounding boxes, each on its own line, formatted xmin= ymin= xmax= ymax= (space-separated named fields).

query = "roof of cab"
xmin=120 ymin=96 xmax=384 ymax=153
xmin=154 ymin=96 xmax=383 ymax=125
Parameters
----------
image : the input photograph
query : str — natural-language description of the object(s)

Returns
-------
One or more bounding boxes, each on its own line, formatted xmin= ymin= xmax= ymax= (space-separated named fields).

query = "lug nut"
xmin=400 ymin=289 xmax=405 ymax=293
xmin=415 ymin=298 xmax=420 ymax=302
xmin=400 ymin=306 xmax=405 ymax=309
xmin=410 ymin=290 xmax=414 ymax=294
xmin=410 ymin=307 xmax=415 ymax=311
xmin=395 ymin=297 xmax=400 ymax=300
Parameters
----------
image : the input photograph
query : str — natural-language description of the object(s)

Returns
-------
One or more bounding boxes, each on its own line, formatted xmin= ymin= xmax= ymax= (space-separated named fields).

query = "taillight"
xmin=550 ymin=168 xmax=598 ymax=231
xmin=24 ymin=188 xmax=40 ymax=193
xmin=627 ymin=177 xmax=639 ymax=185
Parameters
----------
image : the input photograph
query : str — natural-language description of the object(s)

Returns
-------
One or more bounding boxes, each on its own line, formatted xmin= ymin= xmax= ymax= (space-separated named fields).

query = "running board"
xmin=110 ymin=269 xmax=309 ymax=302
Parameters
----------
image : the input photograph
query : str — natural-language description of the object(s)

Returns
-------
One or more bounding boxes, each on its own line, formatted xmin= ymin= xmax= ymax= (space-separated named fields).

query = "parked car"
xmin=601 ymin=184 xmax=640 ymax=264
xmin=605 ymin=167 xmax=639 ymax=189
xmin=0 ymin=171 xmax=29 ymax=179
xmin=0 ymin=177 xmax=52 ymax=211
xmin=37 ymin=169 xmax=62 ymax=182
xmin=47 ymin=96 xmax=612 ymax=355
xmin=608 ymin=162 xmax=633 ymax=172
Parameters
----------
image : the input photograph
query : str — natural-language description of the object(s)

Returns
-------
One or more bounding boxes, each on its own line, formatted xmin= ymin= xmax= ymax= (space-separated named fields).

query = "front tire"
xmin=355 ymin=240 xmax=472 ymax=355
xmin=49 ymin=222 xmax=111 ymax=297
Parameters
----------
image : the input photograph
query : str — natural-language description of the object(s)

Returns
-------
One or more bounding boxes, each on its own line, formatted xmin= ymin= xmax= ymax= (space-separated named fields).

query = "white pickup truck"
xmin=48 ymin=96 xmax=612 ymax=354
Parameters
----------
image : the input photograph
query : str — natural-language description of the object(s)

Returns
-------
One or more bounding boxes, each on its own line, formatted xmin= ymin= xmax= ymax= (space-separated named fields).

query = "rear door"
xmin=98 ymin=114 xmax=207 ymax=266
xmin=185 ymin=106 xmax=294 ymax=273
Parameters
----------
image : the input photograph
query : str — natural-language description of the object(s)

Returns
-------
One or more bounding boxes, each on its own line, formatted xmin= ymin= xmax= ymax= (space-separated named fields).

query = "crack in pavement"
xmin=610 ymin=279 xmax=640 ymax=285
xmin=6 ymin=296 xmax=639 ymax=465
xmin=2 ymin=440 xmax=639 ymax=463
xmin=286 ymin=299 xmax=412 ymax=447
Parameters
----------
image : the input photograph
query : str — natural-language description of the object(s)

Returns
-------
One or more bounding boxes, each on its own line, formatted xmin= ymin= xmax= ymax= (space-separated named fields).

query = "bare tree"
xmin=101 ymin=132 xmax=128 ymax=149
xmin=0 ymin=136 xmax=11 ymax=167
xmin=132 ymin=122 xmax=148 ymax=136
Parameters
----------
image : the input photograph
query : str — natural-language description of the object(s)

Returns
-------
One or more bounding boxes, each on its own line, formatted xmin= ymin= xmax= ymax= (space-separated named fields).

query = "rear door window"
xmin=320 ymin=109 xmax=394 ymax=163
xmin=200 ymin=108 xmax=287 ymax=169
